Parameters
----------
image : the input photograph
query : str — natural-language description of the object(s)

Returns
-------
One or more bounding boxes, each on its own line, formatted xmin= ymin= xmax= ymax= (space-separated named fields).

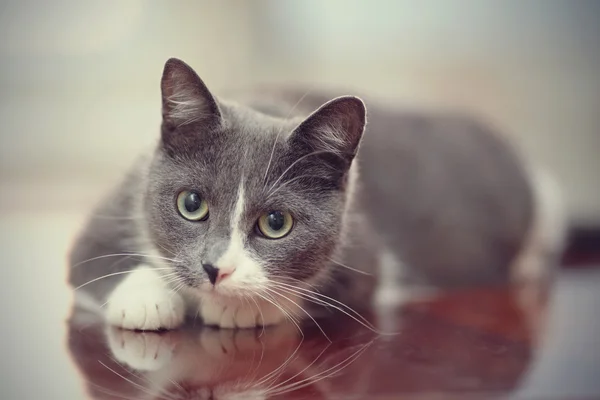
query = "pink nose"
xmin=202 ymin=263 xmax=235 ymax=285
xmin=217 ymin=269 xmax=234 ymax=283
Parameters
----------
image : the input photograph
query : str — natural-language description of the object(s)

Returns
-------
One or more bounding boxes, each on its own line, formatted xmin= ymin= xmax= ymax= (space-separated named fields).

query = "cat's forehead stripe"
xmin=231 ymin=179 xmax=245 ymax=232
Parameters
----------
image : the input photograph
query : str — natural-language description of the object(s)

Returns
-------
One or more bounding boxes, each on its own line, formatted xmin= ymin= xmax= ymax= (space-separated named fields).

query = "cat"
xmin=68 ymin=58 xmax=566 ymax=331
xmin=67 ymin=305 xmax=378 ymax=400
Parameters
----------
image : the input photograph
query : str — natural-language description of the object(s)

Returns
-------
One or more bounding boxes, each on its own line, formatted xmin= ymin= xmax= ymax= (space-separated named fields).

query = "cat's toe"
xmin=234 ymin=307 xmax=259 ymax=328
xmin=200 ymin=300 xmax=260 ymax=329
xmin=106 ymin=287 xmax=185 ymax=330
xmin=105 ymin=267 xmax=186 ymax=331
xmin=199 ymin=300 xmax=226 ymax=327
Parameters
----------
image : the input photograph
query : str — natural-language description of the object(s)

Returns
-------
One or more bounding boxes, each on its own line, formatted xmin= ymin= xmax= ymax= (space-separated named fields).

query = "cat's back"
xmin=235 ymin=88 xmax=534 ymax=285
xmin=359 ymin=106 xmax=534 ymax=285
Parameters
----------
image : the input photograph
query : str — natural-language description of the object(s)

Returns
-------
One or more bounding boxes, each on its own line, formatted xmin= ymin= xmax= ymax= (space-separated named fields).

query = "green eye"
xmin=257 ymin=210 xmax=293 ymax=239
xmin=177 ymin=190 xmax=209 ymax=221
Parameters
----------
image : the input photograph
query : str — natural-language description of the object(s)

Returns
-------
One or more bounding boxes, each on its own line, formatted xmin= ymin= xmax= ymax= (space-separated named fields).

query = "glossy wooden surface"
xmin=1 ymin=209 xmax=598 ymax=399
xmin=66 ymin=267 xmax=600 ymax=399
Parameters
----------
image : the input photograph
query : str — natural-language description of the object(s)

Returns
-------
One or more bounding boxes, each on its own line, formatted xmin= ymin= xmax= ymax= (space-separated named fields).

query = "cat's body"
xmin=69 ymin=59 xmax=565 ymax=330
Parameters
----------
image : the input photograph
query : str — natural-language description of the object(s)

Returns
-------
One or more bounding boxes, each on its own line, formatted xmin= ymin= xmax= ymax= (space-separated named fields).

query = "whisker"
xmin=247 ymin=295 xmax=266 ymax=338
xmin=253 ymin=333 xmax=305 ymax=388
xmin=74 ymin=267 xmax=172 ymax=291
xmin=268 ymin=340 xmax=374 ymax=396
xmin=263 ymin=88 xmax=313 ymax=183
xmin=266 ymin=174 xmax=330 ymax=198
xmin=107 ymin=355 xmax=178 ymax=400
xmin=254 ymin=292 xmax=303 ymax=339
xmin=267 ymin=150 xmax=342 ymax=196
xmin=271 ymin=275 xmax=321 ymax=292
xmin=98 ymin=360 xmax=173 ymax=399
xmin=72 ymin=253 xmax=181 ymax=268
xmin=265 ymin=287 xmax=331 ymax=342
xmin=270 ymin=283 xmax=388 ymax=334
xmin=265 ymin=338 xmax=331 ymax=393
xmin=153 ymin=241 xmax=179 ymax=257
xmin=327 ymin=257 xmax=372 ymax=276
xmin=89 ymin=214 xmax=144 ymax=221
xmin=87 ymin=381 xmax=144 ymax=400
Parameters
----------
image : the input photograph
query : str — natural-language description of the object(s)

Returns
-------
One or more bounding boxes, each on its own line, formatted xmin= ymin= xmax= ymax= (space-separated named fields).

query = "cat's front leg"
xmin=106 ymin=266 xmax=185 ymax=330
xmin=199 ymin=296 xmax=288 ymax=329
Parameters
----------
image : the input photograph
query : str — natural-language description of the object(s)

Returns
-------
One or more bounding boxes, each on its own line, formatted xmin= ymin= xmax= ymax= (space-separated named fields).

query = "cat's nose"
xmin=202 ymin=263 xmax=219 ymax=285
xmin=202 ymin=263 xmax=234 ymax=285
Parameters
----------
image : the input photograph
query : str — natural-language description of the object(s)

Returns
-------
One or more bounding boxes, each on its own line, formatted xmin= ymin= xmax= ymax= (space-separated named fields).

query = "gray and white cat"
xmin=69 ymin=58 xmax=566 ymax=330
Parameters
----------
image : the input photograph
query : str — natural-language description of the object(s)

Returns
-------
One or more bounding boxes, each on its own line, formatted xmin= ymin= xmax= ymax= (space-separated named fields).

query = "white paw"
xmin=106 ymin=266 xmax=185 ymax=330
xmin=199 ymin=297 xmax=287 ymax=329
xmin=105 ymin=326 xmax=176 ymax=371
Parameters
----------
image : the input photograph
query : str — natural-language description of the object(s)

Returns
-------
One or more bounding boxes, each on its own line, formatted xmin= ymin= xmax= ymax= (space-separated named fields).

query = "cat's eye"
xmin=177 ymin=190 xmax=209 ymax=221
xmin=256 ymin=210 xmax=293 ymax=239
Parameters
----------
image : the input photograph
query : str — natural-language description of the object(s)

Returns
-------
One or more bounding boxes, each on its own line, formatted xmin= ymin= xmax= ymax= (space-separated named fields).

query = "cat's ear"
xmin=290 ymin=96 xmax=366 ymax=163
xmin=160 ymin=58 xmax=221 ymax=130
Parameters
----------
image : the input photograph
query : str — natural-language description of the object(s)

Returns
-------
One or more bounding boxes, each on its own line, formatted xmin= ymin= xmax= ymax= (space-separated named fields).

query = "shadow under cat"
xmin=67 ymin=280 xmax=547 ymax=400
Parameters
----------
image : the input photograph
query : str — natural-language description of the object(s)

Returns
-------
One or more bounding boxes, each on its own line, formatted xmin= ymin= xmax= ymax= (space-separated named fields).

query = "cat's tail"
xmin=511 ymin=165 xmax=568 ymax=282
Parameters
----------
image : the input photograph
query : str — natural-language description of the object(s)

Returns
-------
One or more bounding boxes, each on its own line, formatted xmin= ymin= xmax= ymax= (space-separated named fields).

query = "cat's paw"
xmin=105 ymin=326 xmax=176 ymax=371
xmin=106 ymin=266 xmax=185 ymax=330
xmin=199 ymin=297 xmax=286 ymax=329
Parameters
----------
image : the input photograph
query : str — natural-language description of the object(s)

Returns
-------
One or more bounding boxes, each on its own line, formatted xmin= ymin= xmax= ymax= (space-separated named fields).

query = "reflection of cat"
xmin=67 ymin=308 xmax=377 ymax=400
xmin=68 ymin=279 xmax=546 ymax=399
xmin=69 ymin=57 xmax=565 ymax=331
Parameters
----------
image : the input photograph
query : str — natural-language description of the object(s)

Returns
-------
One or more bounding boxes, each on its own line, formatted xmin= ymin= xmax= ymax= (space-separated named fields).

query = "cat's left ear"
xmin=160 ymin=58 xmax=222 ymax=130
xmin=290 ymin=96 xmax=366 ymax=163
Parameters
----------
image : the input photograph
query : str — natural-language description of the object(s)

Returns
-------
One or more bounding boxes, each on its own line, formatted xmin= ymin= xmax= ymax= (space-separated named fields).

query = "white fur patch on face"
xmin=215 ymin=181 xmax=268 ymax=293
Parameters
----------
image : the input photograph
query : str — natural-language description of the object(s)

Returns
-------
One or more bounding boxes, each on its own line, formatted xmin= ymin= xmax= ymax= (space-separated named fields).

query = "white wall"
xmin=1 ymin=1 xmax=598 ymax=223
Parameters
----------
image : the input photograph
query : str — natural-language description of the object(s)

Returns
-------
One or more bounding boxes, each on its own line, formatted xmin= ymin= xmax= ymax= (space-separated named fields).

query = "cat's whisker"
xmin=327 ymin=257 xmax=372 ymax=276
xmin=267 ymin=340 xmax=374 ymax=396
xmin=72 ymin=253 xmax=181 ymax=268
xmin=266 ymin=149 xmax=342 ymax=195
xmin=264 ymin=287 xmax=331 ymax=342
xmin=264 ymin=338 xmax=331 ymax=393
xmin=74 ymin=268 xmax=172 ymax=291
xmin=261 ymin=291 xmax=300 ymax=328
xmin=263 ymin=88 xmax=313 ymax=184
xmin=87 ymin=381 xmax=145 ymax=400
xmin=106 ymin=355 xmax=179 ymax=400
xmin=269 ymin=282 xmax=385 ymax=334
xmin=244 ymin=296 xmax=267 ymax=381
xmin=161 ymin=273 xmax=184 ymax=286
xmin=247 ymin=295 xmax=266 ymax=338
xmin=152 ymin=241 xmax=180 ymax=258
xmin=266 ymin=174 xmax=330 ymax=198
xmin=253 ymin=332 xmax=305 ymax=388
xmin=271 ymin=275 xmax=322 ymax=292
xmin=272 ymin=281 xmax=374 ymax=326
xmin=89 ymin=214 xmax=145 ymax=221
xmin=168 ymin=280 xmax=188 ymax=300
xmin=254 ymin=292 xmax=303 ymax=339
xmin=98 ymin=360 xmax=175 ymax=400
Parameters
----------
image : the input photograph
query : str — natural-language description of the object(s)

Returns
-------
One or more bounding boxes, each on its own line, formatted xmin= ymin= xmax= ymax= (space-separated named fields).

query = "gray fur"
xmin=69 ymin=58 xmax=533 ymax=312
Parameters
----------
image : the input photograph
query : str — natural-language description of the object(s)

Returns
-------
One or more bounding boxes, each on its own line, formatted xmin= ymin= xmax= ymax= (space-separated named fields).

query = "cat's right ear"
xmin=160 ymin=58 xmax=222 ymax=131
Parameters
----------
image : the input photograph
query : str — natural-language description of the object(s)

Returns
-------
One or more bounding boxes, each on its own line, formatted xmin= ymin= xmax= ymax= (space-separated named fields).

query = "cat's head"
xmin=143 ymin=58 xmax=366 ymax=299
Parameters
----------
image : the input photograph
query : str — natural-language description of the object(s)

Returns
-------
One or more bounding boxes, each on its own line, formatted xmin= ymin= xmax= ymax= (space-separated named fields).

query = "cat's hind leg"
xmin=105 ymin=266 xmax=186 ymax=330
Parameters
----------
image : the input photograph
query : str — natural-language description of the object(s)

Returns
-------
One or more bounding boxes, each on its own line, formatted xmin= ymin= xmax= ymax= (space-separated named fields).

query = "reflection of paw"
xmin=198 ymin=321 xmax=298 ymax=360
xmin=106 ymin=266 xmax=185 ymax=330
xmin=106 ymin=327 xmax=175 ymax=371
xmin=199 ymin=297 xmax=286 ymax=329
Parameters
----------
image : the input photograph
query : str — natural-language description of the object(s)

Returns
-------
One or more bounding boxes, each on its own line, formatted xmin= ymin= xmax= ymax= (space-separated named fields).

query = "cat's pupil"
xmin=267 ymin=211 xmax=285 ymax=231
xmin=184 ymin=192 xmax=201 ymax=212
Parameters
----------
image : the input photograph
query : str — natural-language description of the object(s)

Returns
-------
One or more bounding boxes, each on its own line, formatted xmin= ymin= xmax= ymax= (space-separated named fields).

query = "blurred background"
xmin=0 ymin=2 xmax=599 ymax=398
xmin=0 ymin=0 xmax=599 ymax=225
